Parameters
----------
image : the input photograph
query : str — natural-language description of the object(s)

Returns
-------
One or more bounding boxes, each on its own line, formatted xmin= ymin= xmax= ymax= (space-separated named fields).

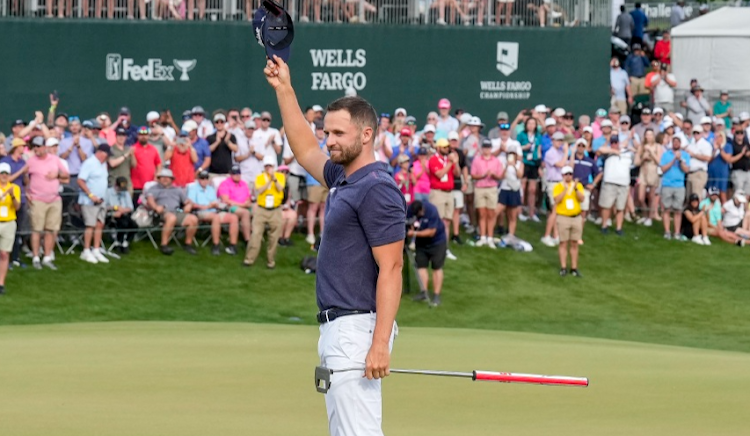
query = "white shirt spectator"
xmin=722 ymin=200 xmax=744 ymax=228
xmin=653 ymin=73 xmax=676 ymax=106
xmin=253 ymin=127 xmax=283 ymax=160
xmin=602 ymin=149 xmax=634 ymax=186
xmin=162 ymin=125 xmax=177 ymax=142
xmin=197 ymin=119 xmax=215 ymax=139
xmin=235 ymin=133 xmax=264 ymax=184
xmin=282 ymin=136 xmax=306 ymax=177
xmin=687 ymin=138 xmax=712 ymax=172
xmin=436 ymin=116 xmax=459 ymax=134
xmin=491 ymin=137 xmax=520 ymax=158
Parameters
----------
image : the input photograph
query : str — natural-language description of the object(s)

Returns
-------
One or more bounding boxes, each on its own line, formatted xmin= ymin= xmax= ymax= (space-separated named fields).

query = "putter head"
xmin=315 ymin=366 xmax=333 ymax=394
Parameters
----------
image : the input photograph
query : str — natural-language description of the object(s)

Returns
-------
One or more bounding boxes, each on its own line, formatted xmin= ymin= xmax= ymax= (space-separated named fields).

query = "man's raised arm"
xmin=264 ymin=55 xmax=329 ymax=186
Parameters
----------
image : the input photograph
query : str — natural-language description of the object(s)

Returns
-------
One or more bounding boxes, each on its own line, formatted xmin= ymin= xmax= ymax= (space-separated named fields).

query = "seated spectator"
xmin=701 ymin=188 xmax=743 ymax=246
xmin=187 ymin=171 xmax=239 ymax=256
xmin=660 ymin=137 xmax=691 ymax=240
xmin=166 ymin=130 xmax=198 ymax=187
xmin=0 ymin=162 xmax=21 ymax=295
xmin=721 ymin=191 xmax=750 ymax=241
xmin=681 ymin=194 xmax=710 ymax=245
xmin=146 ymin=169 xmax=199 ymax=256
xmin=218 ymin=165 xmax=252 ymax=245
xmin=243 ymin=157 xmax=285 ymax=269
xmin=105 ymin=177 xmax=138 ymax=254
xmin=277 ymin=165 xmax=298 ymax=247
xmin=78 ymin=144 xmax=112 ymax=264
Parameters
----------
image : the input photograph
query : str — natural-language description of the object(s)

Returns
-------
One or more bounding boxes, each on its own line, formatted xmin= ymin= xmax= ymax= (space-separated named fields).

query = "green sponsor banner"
xmin=0 ymin=20 xmax=609 ymax=132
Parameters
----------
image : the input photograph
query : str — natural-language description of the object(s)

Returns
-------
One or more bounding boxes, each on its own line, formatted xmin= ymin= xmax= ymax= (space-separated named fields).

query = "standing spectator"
xmin=180 ymin=120 xmax=211 ymax=175
xmin=593 ymin=120 xmax=614 ymax=152
xmin=487 ymin=112 xmax=510 ymax=140
xmin=190 ymin=106 xmax=215 ymax=139
xmin=225 ymin=109 xmax=245 ymax=143
xmin=614 ymin=5 xmax=634 ymax=47
xmin=4 ymin=119 xmax=26 ymax=149
xmin=572 ymin=138 xmax=600 ymax=241
xmin=188 ymin=171 xmax=239 ymax=256
xmin=625 ymin=44 xmax=650 ymax=97
xmin=630 ymin=2 xmax=648 ymax=47
xmin=27 ymin=138 xmax=69 ymax=270
xmin=131 ymin=127 xmax=162 ymax=198
xmin=253 ymin=111 xmax=283 ymax=159
xmin=0 ymin=163 xmax=21 ymax=295
xmin=58 ymin=117 xmax=94 ymax=188
xmin=670 ymin=0 xmax=686 ymax=27
xmin=633 ymin=108 xmax=657 ymax=140
xmin=1 ymin=140 xmax=28 ymax=268
xmin=461 ymin=117 xmax=485 ymax=160
xmin=277 ymin=165 xmax=298 ymax=247
xmin=730 ymin=129 xmax=750 ymax=195
xmin=541 ymin=132 xmax=567 ymax=246
xmin=394 ymin=155 xmax=416 ymax=205
xmin=714 ymin=91 xmax=733 ymax=130
xmin=686 ymin=86 xmax=712 ymax=126
xmin=374 ymin=114 xmax=395 ymax=167
xmin=708 ymin=131 xmax=733 ymax=203
xmin=412 ymin=147 xmax=431 ymax=202
xmin=407 ymin=200 xmax=447 ymax=307
xmin=497 ymin=144 xmax=524 ymax=239
xmin=591 ymin=108 xmax=608 ymax=138
xmin=654 ymin=31 xmax=672 ymax=66
xmin=416 ymin=124 xmax=437 ymax=151
xmin=428 ymin=138 xmax=460 ymax=261
xmin=686 ymin=126 xmax=712 ymax=199
xmin=110 ymin=107 xmax=138 ymax=146
xmin=77 ymin=144 xmax=111 ymax=264
xmin=540 ymin=118 xmax=557 ymax=158
xmin=471 ymin=137 xmax=503 ymax=247
xmin=105 ymin=177 xmax=137 ymax=254
xmin=218 ymin=166 xmax=253 ymax=246
xmin=449 ymin=132 xmax=468 ymax=244
xmin=244 ymin=156 xmax=285 ymax=269
xmin=390 ymin=128 xmax=413 ymax=170
xmin=681 ymin=193 xmax=710 ymax=245
xmin=166 ymin=131 xmax=198 ymax=188
xmin=610 ymin=58 xmax=632 ymax=116
xmin=598 ymin=136 xmax=634 ymax=235
xmin=660 ymin=136 xmax=691 ymax=240
xmin=553 ymin=166 xmax=585 ymax=277
xmin=145 ymin=112 xmax=168 ymax=159
xmin=518 ymin=117 xmax=542 ymax=222
xmin=436 ymin=98 xmax=459 ymax=135
xmin=236 ymin=121 xmax=265 ymax=187
xmin=305 ymin=122 xmax=329 ymax=245
xmin=206 ymin=113 xmax=238 ymax=177
xmin=108 ymin=127 xmax=136 ymax=192
xmin=146 ymin=169 xmax=199 ymax=256
xmin=636 ymin=129 xmax=661 ymax=224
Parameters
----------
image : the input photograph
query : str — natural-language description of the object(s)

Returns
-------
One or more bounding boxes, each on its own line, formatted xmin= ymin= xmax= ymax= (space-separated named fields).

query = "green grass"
xmin=2 ymin=322 xmax=750 ymax=436
xmin=2 ymin=219 xmax=750 ymax=352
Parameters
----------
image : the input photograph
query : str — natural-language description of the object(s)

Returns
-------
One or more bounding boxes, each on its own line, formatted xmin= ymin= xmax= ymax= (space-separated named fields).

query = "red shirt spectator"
xmin=169 ymin=142 xmax=197 ymax=187
xmin=428 ymin=141 xmax=455 ymax=191
xmin=131 ymin=139 xmax=161 ymax=190
xmin=654 ymin=31 xmax=671 ymax=65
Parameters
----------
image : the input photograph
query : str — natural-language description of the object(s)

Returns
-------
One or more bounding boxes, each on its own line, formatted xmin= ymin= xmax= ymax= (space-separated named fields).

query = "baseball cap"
xmin=582 ymin=126 xmax=593 ymax=134
xmin=561 ymin=166 xmax=573 ymax=175
xmin=138 ymin=126 xmax=150 ymax=135
xmin=214 ymin=113 xmax=227 ymax=122
xmin=119 ymin=107 xmax=131 ymax=116
xmin=31 ymin=136 xmax=45 ymax=147
xmin=230 ymin=164 xmax=242 ymax=174
xmin=244 ymin=120 xmax=256 ymax=129
xmin=115 ymin=127 xmax=128 ymax=136
xmin=435 ymin=138 xmax=450 ymax=148
xmin=700 ymin=116 xmax=712 ymax=125
xmin=481 ymin=138 xmax=492 ymax=148
xmin=400 ymin=127 xmax=412 ymax=137
xmin=641 ymin=108 xmax=652 ymax=115
xmin=575 ymin=138 xmax=588 ymax=147
xmin=610 ymin=135 xmax=620 ymax=143
xmin=632 ymin=43 xmax=642 ymax=50
xmin=182 ymin=120 xmax=198 ymax=132
xmin=448 ymin=131 xmax=460 ymax=141
xmin=191 ymin=106 xmax=206 ymax=115
xmin=82 ymin=119 xmax=94 ymax=129
xmin=10 ymin=138 xmax=26 ymax=150
xmin=423 ymin=125 xmax=436 ymax=134
xmin=45 ymin=137 xmax=60 ymax=147
xmin=506 ymin=144 xmax=520 ymax=154
xmin=312 ymin=104 xmax=324 ymax=112
xmin=405 ymin=116 xmax=417 ymax=125
xmin=96 ymin=143 xmax=112 ymax=156
xmin=601 ymin=120 xmax=614 ymax=128
xmin=609 ymin=106 xmax=621 ymax=114
xmin=740 ymin=112 xmax=750 ymax=121
xmin=544 ymin=118 xmax=556 ymax=127
xmin=69 ymin=116 xmax=81 ymax=124
xmin=11 ymin=119 xmax=26 ymax=128
xmin=734 ymin=191 xmax=747 ymax=203
xmin=157 ymin=168 xmax=175 ymax=179
xmin=620 ymin=115 xmax=631 ymax=124
xmin=553 ymin=108 xmax=566 ymax=117
xmin=467 ymin=116 xmax=484 ymax=127
xmin=595 ymin=108 xmax=607 ymax=117
xmin=689 ymin=193 xmax=700 ymax=202
xmin=438 ymin=98 xmax=451 ymax=109
xmin=708 ymin=186 xmax=720 ymax=197
xmin=459 ymin=113 xmax=472 ymax=124
xmin=90 ymin=119 xmax=102 ymax=129
xmin=182 ymin=110 xmax=193 ymax=121
xmin=147 ymin=111 xmax=160 ymax=122
xmin=262 ymin=156 xmax=277 ymax=167
xmin=0 ymin=162 xmax=11 ymax=174
xmin=534 ymin=104 xmax=548 ymax=113
xmin=721 ymin=90 xmax=729 ymax=95
xmin=496 ymin=111 xmax=509 ymax=121
xmin=198 ymin=170 xmax=210 ymax=179
xmin=552 ymin=132 xmax=565 ymax=140
xmin=732 ymin=117 xmax=741 ymax=124
xmin=673 ymin=113 xmax=684 ymax=121
xmin=692 ymin=126 xmax=703 ymax=134
xmin=395 ymin=108 xmax=407 ymax=117
xmin=663 ymin=121 xmax=674 ymax=130
xmin=397 ymin=154 xmax=410 ymax=164
xmin=653 ymin=107 xmax=665 ymax=114
xmin=278 ymin=165 xmax=290 ymax=172
xmin=416 ymin=147 xmax=429 ymax=156
xmin=253 ymin=0 xmax=295 ymax=62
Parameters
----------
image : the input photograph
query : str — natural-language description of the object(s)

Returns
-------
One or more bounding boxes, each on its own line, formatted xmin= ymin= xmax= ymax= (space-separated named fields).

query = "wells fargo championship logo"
xmin=479 ymin=42 xmax=531 ymax=100
xmin=308 ymin=49 xmax=367 ymax=91
xmin=106 ymin=54 xmax=197 ymax=82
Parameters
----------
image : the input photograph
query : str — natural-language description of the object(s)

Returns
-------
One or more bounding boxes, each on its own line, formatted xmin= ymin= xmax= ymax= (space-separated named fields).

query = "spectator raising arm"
xmin=264 ymin=56 xmax=328 ymax=186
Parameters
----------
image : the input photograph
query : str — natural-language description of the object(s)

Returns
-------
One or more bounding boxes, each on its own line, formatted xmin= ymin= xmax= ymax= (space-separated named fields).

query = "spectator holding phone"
xmin=553 ymin=166 xmax=585 ymax=277
xmin=496 ymin=144 xmax=524 ymax=240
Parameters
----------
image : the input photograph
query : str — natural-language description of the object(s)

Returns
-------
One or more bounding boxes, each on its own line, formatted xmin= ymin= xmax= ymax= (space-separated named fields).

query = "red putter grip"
xmin=472 ymin=370 xmax=589 ymax=387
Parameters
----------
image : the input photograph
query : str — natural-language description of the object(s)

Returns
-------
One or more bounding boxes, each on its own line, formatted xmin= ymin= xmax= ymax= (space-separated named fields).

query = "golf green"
xmin=1 ymin=322 xmax=748 ymax=436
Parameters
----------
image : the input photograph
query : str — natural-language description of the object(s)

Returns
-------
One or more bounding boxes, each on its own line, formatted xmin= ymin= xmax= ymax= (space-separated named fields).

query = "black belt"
xmin=317 ymin=308 xmax=373 ymax=324
xmin=261 ymin=206 xmax=280 ymax=211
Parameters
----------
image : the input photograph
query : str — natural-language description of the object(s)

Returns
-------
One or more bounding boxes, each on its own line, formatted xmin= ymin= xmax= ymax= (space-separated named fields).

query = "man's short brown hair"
xmin=326 ymin=96 xmax=378 ymax=134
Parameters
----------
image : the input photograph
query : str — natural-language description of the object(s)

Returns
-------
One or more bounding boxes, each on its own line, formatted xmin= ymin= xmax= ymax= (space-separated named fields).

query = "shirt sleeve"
xmin=217 ymin=182 xmax=227 ymax=198
xmin=186 ymin=185 xmax=197 ymax=203
xmin=323 ymin=159 xmax=344 ymax=188
xmin=359 ymin=181 xmax=406 ymax=247
xmin=78 ymin=160 xmax=91 ymax=182
xmin=683 ymin=152 xmax=691 ymax=166
xmin=277 ymin=172 xmax=286 ymax=189
xmin=552 ymin=182 xmax=564 ymax=197
xmin=425 ymin=205 xmax=440 ymax=231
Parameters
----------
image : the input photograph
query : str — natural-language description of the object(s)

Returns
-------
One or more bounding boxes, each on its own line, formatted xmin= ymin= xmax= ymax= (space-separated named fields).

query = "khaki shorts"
xmin=598 ymin=182 xmax=628 ymax=211
xmin=686 ymin=171 xmax=707 ymax=199
xmin=452 ymin=190 xmax=464 ymax=209
xmin=0 ymin=221 xmax=17 ymax=252
xmin=474 ymin=186 xmax=499 ymax=209
xmin=30 ymin=199 xmax=62 ymax=232
xmin=287 ymin=174 xmax=305 ymax=202
xmin=308 ymin=186 xmax=329 ymax=204
xmin=546 ymin=182 xmax=561 ymax=206
xmin=556 ymin=215 xmax=583 ymax=242
xmin=82 ymin=204 xmax=107 ymax=227
xmin=661 ymin=187 xmax=685 ymax=211
xmin=429 ymin=189 xmax=454 ymax=220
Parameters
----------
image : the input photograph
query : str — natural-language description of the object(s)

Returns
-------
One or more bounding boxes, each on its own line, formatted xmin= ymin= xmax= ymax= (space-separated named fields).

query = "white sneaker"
xmin=624 ymin=213 xmax=633 ymax=223
xmin=644 ymin=218 xmax=653 ymax=227
xmin=305 ymin=234 xmax=316 ymax=245
xmin=606 ymin=219 xmax=612 ymax=227
xmin=436 ymin=18 xmax=447 ymax=25
xmin=80 ymin=249 xmax=99 ymax=264
xmin=531 ymin=215 xmax=541 ymax=223
xmin=519 ymin=214 xmax=529 ymax=222
xmin=636 ymin=217 xmax=646 ymax=225
xmin=446 ymin=249 xmax=457 ymax=260
xmin=702 ymin=236 xmax=712 ymax=246
xmin=691 ymin=236 xmax=705 ymax=245
xmin=553 ymin=237 xmax=560 ymax=246
xmin=487 ymin=240 xmax=497 ymax=249
xmin=594 ymin=217 xmax=602 ymax=225
xmin=663 ymin=232 xmax=672 ymax=240
xmin=475 ymin=237 xmax=487 ymax=247
xmin=541 ymin=236 xmax=556 ymax=247
xmin=93 ymin=249 xmax=110 ymax=263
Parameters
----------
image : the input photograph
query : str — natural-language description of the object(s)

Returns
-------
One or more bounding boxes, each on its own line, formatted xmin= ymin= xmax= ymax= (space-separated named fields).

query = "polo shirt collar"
xmin=342 ymin=161 xmax=388 ymax=185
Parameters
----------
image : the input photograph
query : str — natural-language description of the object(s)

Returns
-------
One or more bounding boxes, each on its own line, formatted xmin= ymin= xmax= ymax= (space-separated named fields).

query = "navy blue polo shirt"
xmin=317 ymin=160 xmax=406 ymax=312
xmin=406 ymin=201 xmax=445 ymax=248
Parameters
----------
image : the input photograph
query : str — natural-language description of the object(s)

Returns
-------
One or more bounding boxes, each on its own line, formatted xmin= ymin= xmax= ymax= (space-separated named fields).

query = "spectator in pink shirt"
xmin=218 ymin=165 xmax=252 ymax=244
xmin=412 ymin=147 xmax=431 ymax=202
xmin=471 ymin=138 xmax=504 ymax=247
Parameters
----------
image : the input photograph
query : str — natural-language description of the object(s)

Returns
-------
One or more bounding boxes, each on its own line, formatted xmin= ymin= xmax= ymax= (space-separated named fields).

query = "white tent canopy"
xmin=672 ymin=7 xmax=750 ymax=93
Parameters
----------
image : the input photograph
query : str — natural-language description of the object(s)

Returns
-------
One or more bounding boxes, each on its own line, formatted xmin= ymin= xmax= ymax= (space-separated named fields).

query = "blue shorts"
xmin=499 ymin=189 xmax=522 ymax=207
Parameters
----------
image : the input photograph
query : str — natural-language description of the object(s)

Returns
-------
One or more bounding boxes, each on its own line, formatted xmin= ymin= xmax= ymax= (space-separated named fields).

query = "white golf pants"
xmin=318 ymin=313 xmax=398 ymax=436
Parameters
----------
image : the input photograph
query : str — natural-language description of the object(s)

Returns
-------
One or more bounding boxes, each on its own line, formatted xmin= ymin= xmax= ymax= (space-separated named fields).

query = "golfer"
xmin=264 ymin=56 xmax=406 ymax=436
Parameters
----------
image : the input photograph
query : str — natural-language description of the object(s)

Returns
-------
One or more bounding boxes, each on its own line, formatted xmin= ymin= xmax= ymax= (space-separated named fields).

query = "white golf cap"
xmin=312 ymin=105 xmax=324 ymax=112
xmin=561 ymin=165 xmax=574 ymax=175
xmin=395 ymin=107 xmax=407 ymax=116
xmin=423 ymin=124 xmax=436 ymax=133
xmin=157 ymin=168 xmax=174 ymax=178
xmin=544 ymin=117 xmax=556 ymax=127
xmin=244 ymin=120 xmax=256 ymax=129
xmin=692 ymin=126 xmax=703 ymax=133
xmin=601 ymin=120 xmax=613 ymax=128
xmin=700 ymin=116 xmax=712 ymax=125
xmin=182 ymin=120 xmax=198 ymax=132
xmin=534 ymin=104 xmax=548 ymax=113
xmin=740 ymin=112 xmax=750 ymax=121
xmin=459 ymin=113 xmax=472 ymax=124
xmin=553 ymin=108 xmax=566 ymax=117
xmin=734 ymin=191 xmax=747 ymax=203
xmin=552 ymin=131 xmax=565 ymax=140
xmin=448 ymin=131 xmax=460 ymax=141
xmin=713 ymin=117 xmax=723 ymax=125
xmin=663 ymin=121 xmax=674 ymax=129
xmin=213 ymin=113 xmax=226 ymax=122
xmin=575 ymin=138 xmax=588 ymax=147
xmin=146 ymin=111 xmax=160 ymax=122
xmin=653 ymin=107 xmax=664 ymax=114
xmin=507 ymin=144 xmax=520 ymax=154
xmin=664 ymin=116 xmax=673 ymax=124
xmin=263 ymin=155 xmax=277 ymax=167
xmin=673 ymin=113 xmax=684 ymax=121
xmin=467 ymin=116 xmax=484 ymax=127
xmin=0 ymin=162 xmax=11 ymax=174
xmin=45 ymin=137 xmax=60 ymax=147
xmin=582 ymin=126 xmax=593 ymax=134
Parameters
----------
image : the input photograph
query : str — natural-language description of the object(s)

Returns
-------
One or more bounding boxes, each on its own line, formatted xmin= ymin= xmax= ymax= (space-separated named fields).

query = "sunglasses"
xmin=215 ymin=120 xmax=225 ymax=124
xmin=621 ymin=121 xmax=630 ymax=125
xmin=735 ymin=131 xmax=745 ymax=135
xmin=563 ymin=115 xmax=574 ymax=120
xmin=193 ymin=113 xmax=204 ymax=117
xmin=380 ymin=113 xmax=391 ymax=118
xmin=261 ymin=118 xmax=271 ymax=122
xmin=240 ymin=115 xmax=251 ymax=119
xmin=499 ymin=123 xmax=510 ymax=130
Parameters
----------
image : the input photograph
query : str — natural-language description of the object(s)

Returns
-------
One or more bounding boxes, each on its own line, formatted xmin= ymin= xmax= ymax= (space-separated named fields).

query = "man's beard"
xmin=138 ymin=139 xmax=147 ymax=145
xmin=329 ymin=137 xmax=363 ymax=166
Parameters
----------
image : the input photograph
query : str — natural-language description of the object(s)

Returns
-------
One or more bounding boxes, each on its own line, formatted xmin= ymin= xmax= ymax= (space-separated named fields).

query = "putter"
xmin=315 ymin=366 xmax=588 ymax=394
